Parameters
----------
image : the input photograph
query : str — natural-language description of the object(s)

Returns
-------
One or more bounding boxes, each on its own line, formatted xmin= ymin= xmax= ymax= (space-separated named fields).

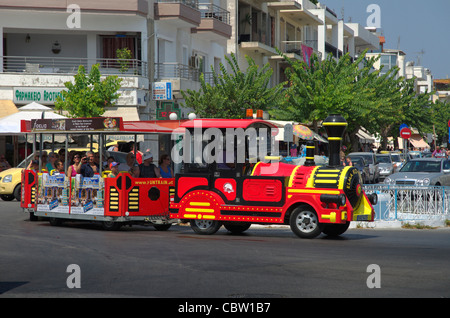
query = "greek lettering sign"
xmin=13 ymin=87 xmax=66 ymax=105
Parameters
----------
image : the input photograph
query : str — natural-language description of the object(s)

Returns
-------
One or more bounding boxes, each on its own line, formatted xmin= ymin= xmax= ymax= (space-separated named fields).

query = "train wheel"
xmin=49 ymin=218 xmax=63 ymax=226
xmin=290 ymin=207 xmax=324 ymax=239
xmin=101 ymin=221 xmax=122 ymax=231
xmin=153 ymin=224 xmax=172 ymax=231
xmin=190 ymin=219 xmax=222 ymax=235
xmin=224 ymin=222 xmax=251 ymax=234
xmin=322 ymin=222 xmax=350 ymax=237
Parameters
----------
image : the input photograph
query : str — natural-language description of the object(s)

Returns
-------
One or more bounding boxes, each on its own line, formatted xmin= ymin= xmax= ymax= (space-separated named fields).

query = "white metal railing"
xmin=363 ymin=185 xmax=450 ymax=221
xmin=1 ymin=56 xmax=148 ymax=77
xmin=154 ymin=62 xmax=214 ymax=84
xmin=198 ymin=3 xmax=230 ymax=24
xmin=156 ymin=0 xmax=199 ymax=9
xmin=281 ymin=41 xmax=322 ymax=60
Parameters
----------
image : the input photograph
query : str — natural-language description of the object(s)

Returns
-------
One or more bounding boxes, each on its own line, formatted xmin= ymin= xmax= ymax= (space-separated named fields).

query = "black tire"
xmin=13 ymin=185 xmax=21 ymax=201
xmin=289 ymin=206 xmax=324 ymax=239
xmin=190 ymin=219 xmax=222 ymax=235
xmin=101 ymin=221 xmax=122 ymax=231
xmin=29 ymin=212 xmax=38 ymax=221
xmin=322 ymin=222 xmax=350 ymax=237
xmin=153 ymin=224 xmax=172 ymax=231
xmin=49 ymin=217 xmax=63 ymax=226
xmin=0 ymin=194 xmax=14 ymax=201
xmin=224 ymin=222 xmax=251 ymax=234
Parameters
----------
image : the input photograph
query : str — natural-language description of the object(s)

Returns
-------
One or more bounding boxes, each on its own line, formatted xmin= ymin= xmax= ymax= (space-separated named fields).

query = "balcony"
xmin=267 ymin=1 xmax=322 ymax=25
xmin=0 ymin=56 xmax=148 ymax=77
xmin=192 ymin=3 xmax=232 ymax=39
xmin=270 ymin=41 xmax=322 ymax=61
xmin=325 ymin=42 xmax=343 ymax=59
xmin=154 ymin=0 xmax=201 ymax=28
xmin=0 ymin=0 xmax=148 ymax=15
xmin=154 ymin=62 xmax=213 ymax=98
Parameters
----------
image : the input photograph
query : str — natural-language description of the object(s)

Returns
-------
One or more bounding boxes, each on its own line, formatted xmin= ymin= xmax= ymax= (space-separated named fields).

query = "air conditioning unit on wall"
xmin=189 ymin=54 xmax=200 ymax=68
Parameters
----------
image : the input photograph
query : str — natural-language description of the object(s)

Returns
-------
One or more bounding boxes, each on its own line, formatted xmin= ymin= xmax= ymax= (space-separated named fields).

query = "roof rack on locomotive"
xmin=20 ymin=117 xmax=181 ymax=230
xmin=169 ymin=114 xmax=377 ymax=238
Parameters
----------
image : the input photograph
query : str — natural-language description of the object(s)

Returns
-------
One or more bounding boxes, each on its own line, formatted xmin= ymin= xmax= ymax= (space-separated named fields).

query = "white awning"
xmin=357 ymin=128 xmax=375 ymax=143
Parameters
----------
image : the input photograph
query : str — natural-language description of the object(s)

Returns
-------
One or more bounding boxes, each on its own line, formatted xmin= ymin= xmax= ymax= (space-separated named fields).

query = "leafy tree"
xmin=55 ymin=64 xmax=122 ymax=118
xmin=430 ymin=99 xmax=450 ymax=146
xmin=116 ymin=47 xmax=133 ymax=74
xmin=181 ymin=53 xmax=286 ymax=118
xmin=272 ymin=49 xmax=435 ymax=152
xmin=270 ymin=50 xmax=378 ymax=149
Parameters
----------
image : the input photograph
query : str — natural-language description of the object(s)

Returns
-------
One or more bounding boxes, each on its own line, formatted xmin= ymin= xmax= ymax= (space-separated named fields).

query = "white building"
xmin=226 ymin=0 xmax=379 ymax=87
xmin=0 ymin=1 xmax=151 ymax=121
xmin=152 ymin=0 xmax=232 ymax=119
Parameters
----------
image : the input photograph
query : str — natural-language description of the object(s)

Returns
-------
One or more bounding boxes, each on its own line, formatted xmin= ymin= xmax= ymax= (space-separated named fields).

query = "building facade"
xmin=0 ymin=0 xmax=151 ymax=120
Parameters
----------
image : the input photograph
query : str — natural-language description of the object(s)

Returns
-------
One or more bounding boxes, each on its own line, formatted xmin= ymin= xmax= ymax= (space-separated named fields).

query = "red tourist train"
xmin=20 ymin=114 xmax=376 ymax=238
xmin=169 ymin=114 xmax=376 ymax=238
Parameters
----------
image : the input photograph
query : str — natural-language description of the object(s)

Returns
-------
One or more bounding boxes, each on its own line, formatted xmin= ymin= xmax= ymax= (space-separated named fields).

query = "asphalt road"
xmin=1 ymin=200 xmax=450 ymax=299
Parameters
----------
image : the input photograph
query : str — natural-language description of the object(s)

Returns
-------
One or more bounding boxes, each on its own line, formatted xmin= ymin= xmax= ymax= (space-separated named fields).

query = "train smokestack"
xmin=323 ymin=114 xmax=347 ymax=167
xmin=304 ymin=140 xmax=315 ymax=166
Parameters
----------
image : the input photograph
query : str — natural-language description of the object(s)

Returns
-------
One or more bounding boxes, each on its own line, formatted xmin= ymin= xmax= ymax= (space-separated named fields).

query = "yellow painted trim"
xmin=251 ymin=161 xmax=262 ymax=176
xmin=183 ymin=214 xmax=197 ymax=219
xmin=314 ymin=179 xmax=338 ymax=184
xmin=288 ymin=165 xmax=302 ymax=187
xmin=306 ymin=146 xmax=315 ymax=149
xmin=185 ymin=208 xmax=215 ymax=213
xmin=288 ymin=189 xmax=340 ymax=195
xmin=202 ymin=215 xmax=216 ymax=220
xmin=315 ymin=174 xmax=339 ymax=178
xmin=338 ymin=166 xmax=351 ymax=189
xmin=328 ymin=137 xmax=342 ymax=141
xmin=190 ymin=202 xmax=211 ymax=206
xmin=322 ymin=122 xmax=348 ymax=126
xmin=305 ymin=166 xmax=320 ymax=187
xmin=305 ymin=156 xmax=315 ymax=160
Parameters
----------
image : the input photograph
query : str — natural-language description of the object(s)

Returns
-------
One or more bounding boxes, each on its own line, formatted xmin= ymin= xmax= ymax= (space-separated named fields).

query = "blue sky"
xmin=324 ymin=0 xmax=450 ymax=79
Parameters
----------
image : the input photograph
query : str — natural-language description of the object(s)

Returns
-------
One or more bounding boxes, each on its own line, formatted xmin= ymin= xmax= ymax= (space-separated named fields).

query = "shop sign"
xmin=30 ymin=117 xmax=122 ymax=132
xmin=13 ymin=87 xmax=66 ymax=105
xmin=152 ymin=82 xmax=172 ymax=101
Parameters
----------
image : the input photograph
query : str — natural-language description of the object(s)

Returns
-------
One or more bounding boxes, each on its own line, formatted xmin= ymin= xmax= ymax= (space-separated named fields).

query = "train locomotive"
xmin=169 ymin=114 xmax=377 ymax=238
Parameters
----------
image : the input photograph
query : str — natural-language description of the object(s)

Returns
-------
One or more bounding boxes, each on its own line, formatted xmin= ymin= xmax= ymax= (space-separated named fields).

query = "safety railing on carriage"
xmin=363 ymin=184 xmax=450 ymax=221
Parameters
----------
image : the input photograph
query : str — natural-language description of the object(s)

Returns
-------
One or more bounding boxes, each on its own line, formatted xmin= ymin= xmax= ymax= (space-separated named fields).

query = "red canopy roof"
xmin=180 ymin=118 xmax=278 ymax=129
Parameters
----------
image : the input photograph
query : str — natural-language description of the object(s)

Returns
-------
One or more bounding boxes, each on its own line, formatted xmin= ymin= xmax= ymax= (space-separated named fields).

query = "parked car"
xmin=389 ymin=152 xmax=403 ymax=172
xmin=0 ymin=150 xmax=129 ymax=201
xmin=349 ymin=156 xmax=370 ymax=184
xmin=348 ymin=152 xmax=380 ymax=183
xmin=375 ymin=154 xmax=394 ymax=181
xmin=407 ymin=151 xmax=422 ymax=160
xmin=384 ymin=158 xmax=450 ymax=186
xmin=0 ymin=163 xmax=26 ymax=201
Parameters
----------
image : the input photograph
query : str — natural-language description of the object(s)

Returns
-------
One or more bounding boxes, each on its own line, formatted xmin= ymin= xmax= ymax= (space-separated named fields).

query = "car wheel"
xmin=13 ymin=185 xmax=21 ymax=201
xmin=0 ymin=194 xmax=14 ymax=201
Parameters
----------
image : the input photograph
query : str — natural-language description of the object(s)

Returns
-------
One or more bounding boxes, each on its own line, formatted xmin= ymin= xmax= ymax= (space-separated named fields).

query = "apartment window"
xmin=380 ymin=54 xmax=397 ymax=75
xmin=101 ymin=35 xmax=137 ymax=60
